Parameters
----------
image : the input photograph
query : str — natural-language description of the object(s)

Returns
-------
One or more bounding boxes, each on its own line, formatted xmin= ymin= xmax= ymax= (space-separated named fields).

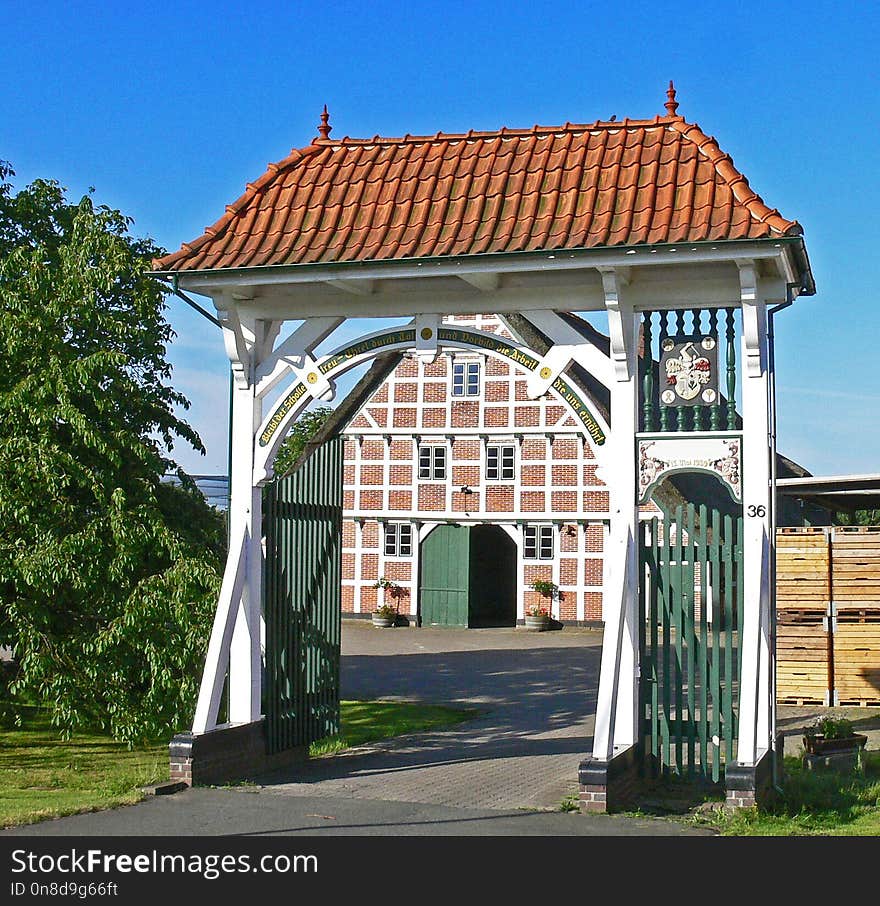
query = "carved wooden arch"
xmin=253 ymin=324 xmax=610 ymax=483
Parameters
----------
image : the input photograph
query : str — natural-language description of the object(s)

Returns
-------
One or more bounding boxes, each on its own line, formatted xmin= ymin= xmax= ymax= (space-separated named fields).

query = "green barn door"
xmin=419 ymin=524 xmax=470 ymax=627
xmin=263 ymin=437 xmax=343 ymax=754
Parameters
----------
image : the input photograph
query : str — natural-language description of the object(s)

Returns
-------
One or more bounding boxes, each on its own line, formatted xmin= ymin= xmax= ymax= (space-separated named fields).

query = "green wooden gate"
xmin=639 ymin=504 xmax=744 ymax=782
xmin=419 ymin=524 xmax=470 ymax=627
xmin=263 ymin=437 xmax=343 ymax=754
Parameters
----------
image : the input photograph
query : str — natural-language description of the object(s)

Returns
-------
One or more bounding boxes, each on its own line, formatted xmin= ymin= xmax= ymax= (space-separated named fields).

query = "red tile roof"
xmin=155 ymin=105 xmax=801 ymax=273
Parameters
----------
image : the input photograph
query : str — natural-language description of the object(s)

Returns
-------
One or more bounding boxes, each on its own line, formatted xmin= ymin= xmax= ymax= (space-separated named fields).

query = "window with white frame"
xmin=384 ymin=523 xmax=413 ymax=557
xmin=524 ymin=524 xmax=555 ymax=560
xmin=486 ymin=443 xmax=516 ymax=480
xmin=418 ymin=444 xmax=447 ymax=480
xmin=452 ymin=360 xmax=480 ymax=397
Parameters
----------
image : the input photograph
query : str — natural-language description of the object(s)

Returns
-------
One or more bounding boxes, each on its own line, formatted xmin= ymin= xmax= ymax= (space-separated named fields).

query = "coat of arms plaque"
xmin=658 ymin=335 xmax=719 ymax=408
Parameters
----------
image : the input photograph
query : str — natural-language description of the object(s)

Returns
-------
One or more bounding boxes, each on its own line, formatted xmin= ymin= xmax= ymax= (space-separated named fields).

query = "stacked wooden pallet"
xmin=832 ymin=528 xmax=880 ymax=705
xmin=775 ymin=527 xmax=880 ymax=706
xmin=776 ymin=529 xmax=830 ymax=705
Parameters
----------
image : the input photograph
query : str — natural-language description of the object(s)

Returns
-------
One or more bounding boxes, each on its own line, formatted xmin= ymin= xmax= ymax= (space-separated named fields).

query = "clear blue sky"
xmin=5 ymin=1 xmax=879 ymax=475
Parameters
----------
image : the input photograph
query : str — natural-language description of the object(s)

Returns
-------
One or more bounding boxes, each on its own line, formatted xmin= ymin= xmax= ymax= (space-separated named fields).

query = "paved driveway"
xmin=253 ymin=621 xmax=603 ymax=811
xmin=2 ymin=621 xmax=720 ymax=836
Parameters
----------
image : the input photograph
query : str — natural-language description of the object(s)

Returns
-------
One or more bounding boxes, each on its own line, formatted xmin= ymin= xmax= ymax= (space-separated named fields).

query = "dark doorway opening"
xmin=468 ymin=525 xmax=517 ymax=627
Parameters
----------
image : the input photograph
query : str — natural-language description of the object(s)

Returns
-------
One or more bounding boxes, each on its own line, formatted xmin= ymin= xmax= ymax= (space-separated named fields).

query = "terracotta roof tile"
xmin=155 ymin=111 xmax=802 ymax=272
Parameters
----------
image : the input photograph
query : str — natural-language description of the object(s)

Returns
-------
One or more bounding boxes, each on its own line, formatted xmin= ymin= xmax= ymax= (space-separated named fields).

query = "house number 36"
xmin=747 ymin=505 xmax=766 ymax=517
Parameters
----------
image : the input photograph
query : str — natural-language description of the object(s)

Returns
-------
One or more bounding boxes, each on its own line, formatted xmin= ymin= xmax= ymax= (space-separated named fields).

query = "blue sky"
xmin=5 ymin=1 xmax=879 ymax=475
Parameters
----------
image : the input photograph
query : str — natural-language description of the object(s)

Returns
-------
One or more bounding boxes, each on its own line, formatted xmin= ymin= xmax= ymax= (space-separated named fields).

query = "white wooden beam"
xmin=457 ymin=272 xmax=500 ymax=292
xmin=323 ymin=278 xmax=376 ymax=295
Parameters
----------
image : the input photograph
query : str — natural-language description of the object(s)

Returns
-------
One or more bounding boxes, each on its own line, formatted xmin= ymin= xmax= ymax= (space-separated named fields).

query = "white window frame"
xmin=418 ymin=444 xmax=447 ymax=481
xmin=524 ymin=524 xmax=555 ymax=561
xmin=384 ymin=522 xmax=413 ymax=557
xmin=485 ymin=443 xmax=516 ymax=481
xmin=452 ymin=359 xmax=481 ymax=397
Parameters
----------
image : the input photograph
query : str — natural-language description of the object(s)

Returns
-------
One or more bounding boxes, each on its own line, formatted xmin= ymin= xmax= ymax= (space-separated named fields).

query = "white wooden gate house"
xmin=154 ymin=86 xmax=815 ymax=808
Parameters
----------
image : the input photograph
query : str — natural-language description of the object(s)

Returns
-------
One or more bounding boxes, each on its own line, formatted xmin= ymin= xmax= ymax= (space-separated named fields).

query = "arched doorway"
xmin=418 ymin=524 xmax=517 ymax=628
xmin=468 ymin=525 xmax=516 ymax=628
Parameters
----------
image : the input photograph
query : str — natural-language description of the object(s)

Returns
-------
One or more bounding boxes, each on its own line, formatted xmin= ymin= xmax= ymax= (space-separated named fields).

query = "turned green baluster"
xmin=726 ymin=308 xmax=737 ymax=430
xmin=691 ymin=308 xmax=704 ymax=432
xmin=709 ymin=309 xmax=721 ymax=430
xmin=676 ymin=310 xmax=687 ymax=432
xmin=659 ymin=312 xmax=671 ymax=432
xmin=643 ymin=312 xmax=654 ymax=432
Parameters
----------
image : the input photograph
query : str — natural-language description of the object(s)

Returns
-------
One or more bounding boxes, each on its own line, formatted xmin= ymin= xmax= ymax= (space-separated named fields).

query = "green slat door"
xmin=419 ymin=524 xmax=470 ymax=627
xmin=263 ymin=437 xmax=342 ymax=754
xmin=640 ymin=503 xmax=743 ymax=782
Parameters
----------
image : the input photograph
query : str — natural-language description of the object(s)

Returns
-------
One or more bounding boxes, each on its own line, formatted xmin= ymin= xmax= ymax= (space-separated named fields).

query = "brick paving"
xmin=254 ymin=621 xmax=603 ymax=811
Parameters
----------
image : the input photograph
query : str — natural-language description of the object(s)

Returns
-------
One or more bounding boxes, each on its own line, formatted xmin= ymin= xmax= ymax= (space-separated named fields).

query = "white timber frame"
xmin=166 ymin=240 xmax=805 ymax=774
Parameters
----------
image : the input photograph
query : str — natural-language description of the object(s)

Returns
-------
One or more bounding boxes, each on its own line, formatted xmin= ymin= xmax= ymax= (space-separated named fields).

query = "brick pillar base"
xmin=578 ymin=744 xmax=642 ymax=814
xmin=725 ymin=747 xmax=775 ymax=810
xmin=169 ymin=719 xmax=308 ymax=787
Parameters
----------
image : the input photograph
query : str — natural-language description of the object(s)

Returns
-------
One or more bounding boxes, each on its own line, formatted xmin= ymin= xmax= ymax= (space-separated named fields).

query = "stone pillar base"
xmin=725 ymin=748 xmax=774 ymax=810
xmin=578 ymin=744 xmax=642 ymax=814
xmin=169 ymin=719 xmax=308 ymax=787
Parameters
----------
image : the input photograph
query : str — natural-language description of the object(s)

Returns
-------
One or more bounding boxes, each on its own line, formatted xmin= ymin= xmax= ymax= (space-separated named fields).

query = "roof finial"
xmin=317 ymin=104 xmax=332 ymax=140
xmin=665 ymin=80 xmax=680 ymax=117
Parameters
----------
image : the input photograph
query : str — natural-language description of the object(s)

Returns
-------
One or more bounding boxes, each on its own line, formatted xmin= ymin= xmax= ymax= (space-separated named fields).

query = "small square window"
xmin=524 ymin=525 xmax=554 ymax=560
xmin=486 ymin=443 xmax=515 ymax=480
xmin=452 ymin=361 xmax=480 ymax=397
xmin=385 ymin=523 xmax=413 ymax=557
xmin=418 ymin=445 xmax=446 ymax=480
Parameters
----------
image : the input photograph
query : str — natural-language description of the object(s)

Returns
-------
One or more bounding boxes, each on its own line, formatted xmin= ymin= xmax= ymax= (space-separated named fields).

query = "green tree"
xmin=273 ymin=406 xmax=334 ymax=475
xmin=0 ymin=163 xmax=223 ymax=743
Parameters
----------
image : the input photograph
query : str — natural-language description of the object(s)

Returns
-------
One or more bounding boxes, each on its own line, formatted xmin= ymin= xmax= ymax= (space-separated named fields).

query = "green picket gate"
xmin=639 ymin=503 xmax=744 ymax=782
xmin=263 ymin=437 xmax=343 ymax=754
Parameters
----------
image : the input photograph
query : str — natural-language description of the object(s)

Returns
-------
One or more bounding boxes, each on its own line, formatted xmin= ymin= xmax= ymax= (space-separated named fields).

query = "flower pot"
xmin=524 ymin=614 xmax=550 ymax=632
xmin=372 ymin=613 xmax=395 ymax=628
xmin=802 ymin=733 xmax=868 ymax=756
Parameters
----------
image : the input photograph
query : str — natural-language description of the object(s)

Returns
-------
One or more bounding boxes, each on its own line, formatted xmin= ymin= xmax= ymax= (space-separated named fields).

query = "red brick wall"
xmin=423 ymin=383 xmax=446 ymax=402
xmin=360 ymin=465 xmax=384 ymax=486
xmin=389 ymin=465 xmax=412 ymax=485
xmin=418 ymin=484 xmax=445 ymax=510
xmin=514 ymin=405 xmax=539 ymax=427
xmin=485 ymin=381 xmax=509 ymax=401
xmin=362 ymin=523 xmax=379 ymax=548
xmin=394 ymin=382 xmax=418 ymax=403
xmin=392 ymin=407 xmax=417 ymax=428
xmin=521 ymin=465 xmax=545 ymax=486
xmin=388 ymin=490 xmax=412 ymax=509
xmin=453 ymin=439 xmax=480 ymax=459
xmin=451 ymin=401 xmax=479 ymax=427
xmin=486 ymin=487 xmax=514 ymax=512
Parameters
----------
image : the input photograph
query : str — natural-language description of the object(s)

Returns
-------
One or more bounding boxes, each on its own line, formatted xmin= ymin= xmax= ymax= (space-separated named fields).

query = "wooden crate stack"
xmin=775 ymin=527 xmax=880 ymax=706
xmin=776 ymin=528 xmax=830 ymax=705
xmin=832 ymin=528 xmax=880 ymax=705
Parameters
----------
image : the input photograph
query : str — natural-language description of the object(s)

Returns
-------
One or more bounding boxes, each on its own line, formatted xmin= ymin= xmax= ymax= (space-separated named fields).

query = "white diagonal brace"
xmin=255 ymin=316 xmax=344 ymax=399
xmin=192 ymin=524 xmax=248 ymax=733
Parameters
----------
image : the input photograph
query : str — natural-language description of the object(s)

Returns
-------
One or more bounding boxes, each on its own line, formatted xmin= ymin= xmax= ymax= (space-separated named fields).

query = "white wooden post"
xmin=592 ymin=270 xmax=640 ymax=759
xmin=736 ymin=261 xmax=773 ymax=765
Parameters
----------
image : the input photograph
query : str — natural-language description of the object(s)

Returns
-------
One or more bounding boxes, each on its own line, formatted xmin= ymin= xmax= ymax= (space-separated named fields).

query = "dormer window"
xmin=452 ymin=361 xmax=480 ymax=397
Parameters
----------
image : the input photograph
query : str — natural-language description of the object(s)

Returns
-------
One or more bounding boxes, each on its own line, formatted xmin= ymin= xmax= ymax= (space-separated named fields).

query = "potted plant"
xmin=372 ymin=577 xmax=406 ymax=627
xmin=802 ymin=715 xmax=868 ymax=770
xmin=525 ymin=602 xmax=550 ymax=631
xmin=526 ymin=579 xmax=562 ymax=630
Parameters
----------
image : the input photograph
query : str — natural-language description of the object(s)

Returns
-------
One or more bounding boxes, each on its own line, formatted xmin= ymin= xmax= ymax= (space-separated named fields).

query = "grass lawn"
xmin=0 ymin=700 xmax=477 ymax=829
xmin=695 ymin=751 xmax=880 ymax=836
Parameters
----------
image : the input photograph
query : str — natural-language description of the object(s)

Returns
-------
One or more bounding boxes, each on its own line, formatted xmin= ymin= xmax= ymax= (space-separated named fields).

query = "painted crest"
xmin=659 ymin=335 xmax=718 ymax=408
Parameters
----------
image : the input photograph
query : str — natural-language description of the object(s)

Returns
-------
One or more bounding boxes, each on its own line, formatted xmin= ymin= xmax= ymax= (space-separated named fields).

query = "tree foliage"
xmin=273 ymin=406 xmax=334 ymax=475
xmin=0 ymin=163 xmax=224 ymax=743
